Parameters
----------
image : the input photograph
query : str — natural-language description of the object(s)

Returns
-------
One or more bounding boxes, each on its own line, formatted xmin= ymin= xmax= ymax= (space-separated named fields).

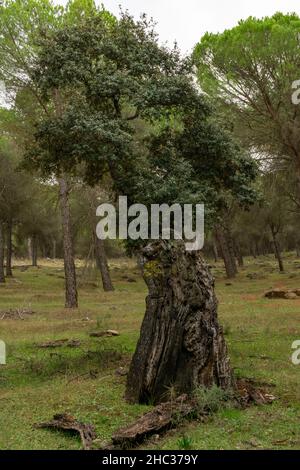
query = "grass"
xmin=0 ymin=254 xmax=299 ymax=450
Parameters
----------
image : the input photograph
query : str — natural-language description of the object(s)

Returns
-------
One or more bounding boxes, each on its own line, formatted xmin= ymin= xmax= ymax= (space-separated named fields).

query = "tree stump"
xmin=125 ymin=240 xmax=233 ymax=405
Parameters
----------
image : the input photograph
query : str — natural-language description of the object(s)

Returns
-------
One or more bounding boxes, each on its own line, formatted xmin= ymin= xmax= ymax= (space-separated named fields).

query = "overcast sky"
xmin=53 ymin=0 xmax=300 ymax=53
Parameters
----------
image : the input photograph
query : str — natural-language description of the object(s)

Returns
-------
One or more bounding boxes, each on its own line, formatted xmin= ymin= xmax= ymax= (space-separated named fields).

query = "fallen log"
xmin=264 ymin=288 xmax=300 ymax=299
xmin=112 ymin=394 xmax=196 ymax=449
xmin=35 ymin=413 xmax=96 ymax=450
xmin=236 ymin=379 xmax=276 ymax=407
xmin=36 ymin=339 xmax=81 ymax=348
xmin=90 ymin=330 xmax=120 ymax=338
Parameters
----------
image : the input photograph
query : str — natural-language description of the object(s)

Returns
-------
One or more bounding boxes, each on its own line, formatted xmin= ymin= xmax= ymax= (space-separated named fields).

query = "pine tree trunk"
xmin=59 ymin=177 xmax=78 ymax=309
xmin=255 ymin=240 xmax=260 ymax=257
xmin=94 ymin=235 xmax=114 ymax=292
xmin=0 ymin=222 xmax=5 ymax=283
xmin=52 ymin=239 xmax=57 ymax=259
xmin=27 ymin=237 xmax=32 ymax=261
xmin=225 ymin=228 xmax=238 ymax=274
xmin=271 ymin=228 xmax=284 ymax=273
xmin=251 ymin=243 xmax=257 ymax=259
xmin=32 ymin=234 xmax=38 ymax=267
xmin=6 ymin=221 xmax=13 ymax=277
xmin=234 ymin=240 xmax=244 ymax=267
xmin=215 ymin=225 xmax=237 ymax=278
xmin=212 ymin=239 xmax=218 ymax=262
xmin=125 ymin=240 xmax=233 ymax=405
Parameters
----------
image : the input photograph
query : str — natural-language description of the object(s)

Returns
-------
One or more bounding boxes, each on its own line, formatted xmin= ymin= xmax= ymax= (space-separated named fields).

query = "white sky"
xmin=54 ymin=0 xmax=300 ymax=54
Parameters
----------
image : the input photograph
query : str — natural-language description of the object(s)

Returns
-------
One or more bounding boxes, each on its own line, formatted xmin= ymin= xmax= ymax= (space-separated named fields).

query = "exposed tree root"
xmin=35 ymin=413 xmax=96 ymax=450
xmin=103 ymin=379 xmax=276 ymax=450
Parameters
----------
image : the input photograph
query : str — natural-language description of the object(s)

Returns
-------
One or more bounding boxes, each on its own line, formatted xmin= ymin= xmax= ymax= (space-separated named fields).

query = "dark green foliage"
xmin=24 ymin=10 xmax=257 ymax=245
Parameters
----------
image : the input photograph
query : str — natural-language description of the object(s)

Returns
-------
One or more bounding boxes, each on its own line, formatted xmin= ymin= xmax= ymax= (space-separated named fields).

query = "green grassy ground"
xmin=0 ymin=254 xmax=299 ymax=450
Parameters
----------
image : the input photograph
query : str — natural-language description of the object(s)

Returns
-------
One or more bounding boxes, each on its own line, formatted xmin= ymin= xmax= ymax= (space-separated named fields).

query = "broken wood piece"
xmin=236 ymin=379 xmax=276 ymax=407
xmin=37 ymin=339 xmax=81 ymax=348
xmin=67 ymin=340 xmax=82 ymax=348
xmin=0 ymin=308 xmax=34 ymax=320
xmin=35 ymin=413 xmax=96 ymax=450
xmin=112 ymin=394 xmax=195 ymax=449
xmin=264 ymin=288 xmax=300 ymax=299
xmin=90 ymin=330 xmax=120 ymax=338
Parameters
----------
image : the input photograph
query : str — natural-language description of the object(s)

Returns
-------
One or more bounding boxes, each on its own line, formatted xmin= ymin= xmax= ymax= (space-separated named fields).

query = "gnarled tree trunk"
xmin=59 ymin=177 xmax=78 ymax=309
xmin=125 ymin=240 xmax=233 ymax=405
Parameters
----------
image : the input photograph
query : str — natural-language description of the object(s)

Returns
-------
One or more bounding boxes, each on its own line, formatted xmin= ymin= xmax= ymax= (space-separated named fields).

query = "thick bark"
xmin=0 ymin=222 xmax=5 ymax=283
xmin=215 ymin=225 xmax=237 ymax=278
xmin=271 ymin=228 xmax=284 ymax=273
xmin=31 ymin=234 xmax=38 ymax=267
xmin=94 ymin=235 xmax=114 ymax=292
xmin=125 ymin=240 xmax=233 ymax=405
xmin=6 ymin=221 xmax=13 ymax=277
xmin=59 ymin=177 xmax=78 ymax=309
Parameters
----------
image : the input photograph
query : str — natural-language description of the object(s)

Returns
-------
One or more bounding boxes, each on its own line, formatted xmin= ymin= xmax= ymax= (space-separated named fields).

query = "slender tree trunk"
xmin=27 ymin=237 xmax=32 ymax=261
xmin=0 ymin=222 xmax=5 ymax=283
xmin=251 ymin=242 xmax=257 ymax=258
xmin=212 ymin=239 xmax=218 ymax=262
xmin=215 ymin=225 xmax=237 ymax=278
xmin=271 ymin=228 xmax=284 ymax=272
xmin=6 ymin=221 xmax=13 ymax=277
xmin=225 ymin=228 xmax=238 ymax=274
xmin=41 ymin=245 xmax=46 ymax=259
xmin=126 ymin=240 xmax=233 ymax=405
xmin=94 ymin=234 xmax=114 ymax=292
xmin=255 ymin=240 xmax=260 ymax=257
xmin=234 ymin=240 xmax=244 ymax=267
xmin=32 ymin=234 xmax=38 ymax=267
xmin=59 ymin=177 xmax=78 ymax=309
xmin=52 ymin=238 xmax=57 ymax=260
xmin=53 ymin=89 xmax=78 ymax=308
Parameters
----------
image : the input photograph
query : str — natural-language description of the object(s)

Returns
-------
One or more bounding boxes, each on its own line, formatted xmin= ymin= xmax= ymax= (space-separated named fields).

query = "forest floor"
xmin=0 ymin=254 xmax=299 ymax=450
